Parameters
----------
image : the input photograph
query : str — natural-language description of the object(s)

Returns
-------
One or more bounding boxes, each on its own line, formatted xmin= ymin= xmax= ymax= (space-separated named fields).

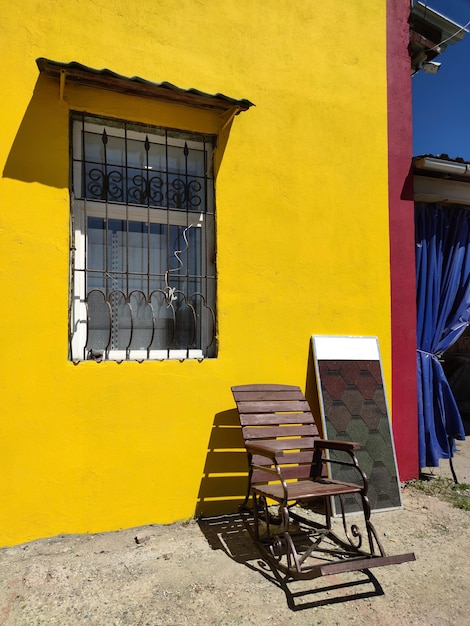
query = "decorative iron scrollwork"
xmin=85 ymin=288 xmax=215 ymax=358
xmin=87 ymin=168 xmax=124 ymax=201
xmin=167 ymin=178 xmax=202 ymax=209
xmin=85 ymin=168 xmax=202 ymax=208
xmin=127 ymin=174 xmax=165 ymax=205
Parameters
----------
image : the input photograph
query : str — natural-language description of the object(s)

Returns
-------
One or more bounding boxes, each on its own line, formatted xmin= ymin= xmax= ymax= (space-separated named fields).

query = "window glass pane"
xmin=188 ymin=226 xmax=202 ymax=276
xmin=127 ymin=138 xmax=147 ymax=169
xmin=106 ymin=134 xmax=126 ymax=166
xmin=167 ymin=144 xmax=186 ymax=175
xmin=187 ymin=147 xmax=205 ymax=177
xmin=128 ymin=275 xmax=148 ymax=293
xmin=87 ymin=271 xmax=106 ymax=292
xmin=149 ymin=223 xmax=167 ymax=276
xmin=129 ymin=292 xmax=153 ymax=350
xmin=109 ymin=291 xmax=131 ymax=349
xmin=147 ymin=140 xmax=166 ymax=172
xmin=107 ymin=219 xmax=127 ymax=280
xmin=128 ymin=220 xmax=148 ymax=275
xmin=86 ymin=290 xmax=110 ymax=351
xmin=173 ymin=298 xmax=196 ymax=349
xmin=149 ymin=290 xmax=174 ymax=351
xmin=84 ymin=131 xmax=104 ymax=163
xmin=88 ymin=217 xmax=106 ymax=270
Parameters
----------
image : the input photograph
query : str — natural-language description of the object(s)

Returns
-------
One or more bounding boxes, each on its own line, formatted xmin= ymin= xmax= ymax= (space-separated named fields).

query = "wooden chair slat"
xmin=233 ymin=390 xmax=306 ymax=402
xmin=251 ymin=468 xmax=277 ymax=483
xmin=239 ymin=412 xmax=316 ymax=426
xmin=254 ymin=479 xmax=362 ymax=502
xmin=232 ymin=384 xmax=301 ymax=393
xmin=236 ymin=400 xmax=311 ymax=413
xmin=242 ymin=424 xmax=317 ymax=440
xmin=247 ymin=438 xmax=315 ymax=452
xmin=252 ymin=451 xmax=314 ymax=466
xmin=252 ymin=464 xmax=313 ymax=483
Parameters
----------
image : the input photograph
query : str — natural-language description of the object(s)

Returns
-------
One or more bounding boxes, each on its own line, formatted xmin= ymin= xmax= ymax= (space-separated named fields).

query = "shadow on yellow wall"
xmin=3 ymin=68 xmax=239 ymax=190
xmin=3 ymin=75 xmax=68 ymax=188
xmin=305 ymin=339 xmax=324 ymax=435
xmin=195 ymin=408 xmax=250 ymax=518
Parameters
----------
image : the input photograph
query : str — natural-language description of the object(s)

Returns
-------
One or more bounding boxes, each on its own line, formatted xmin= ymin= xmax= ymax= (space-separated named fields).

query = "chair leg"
xmin=252 ymin=493 xmax=278 ymax=543
xmin=252 ymin=492 xmax=261 ymax=541
xmin=325 ymin=494 xmax=332 ymax=530
xmin=333 ymin=492 xmax=386 ymax=558
xmin=240 ymin=455 xmax=254 ymax=511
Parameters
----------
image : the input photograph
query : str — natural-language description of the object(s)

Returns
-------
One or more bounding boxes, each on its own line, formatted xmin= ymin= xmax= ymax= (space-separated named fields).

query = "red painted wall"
xmin=387 ymin=0 xmax=419 ymax=480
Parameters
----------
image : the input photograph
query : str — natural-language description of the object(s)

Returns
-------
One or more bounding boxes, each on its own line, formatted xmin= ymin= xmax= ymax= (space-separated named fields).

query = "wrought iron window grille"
xmin=69 ymin=113 xmax=217 ymax=362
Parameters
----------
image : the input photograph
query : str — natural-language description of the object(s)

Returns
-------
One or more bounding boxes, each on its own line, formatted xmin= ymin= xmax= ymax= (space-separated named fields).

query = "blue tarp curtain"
xmin=416 ymin=203 xmax=469 ymax=468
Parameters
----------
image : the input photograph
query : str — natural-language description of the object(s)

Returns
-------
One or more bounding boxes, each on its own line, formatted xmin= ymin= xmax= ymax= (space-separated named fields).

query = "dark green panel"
xmin=314 ymin=349 xmax=402 ymax=515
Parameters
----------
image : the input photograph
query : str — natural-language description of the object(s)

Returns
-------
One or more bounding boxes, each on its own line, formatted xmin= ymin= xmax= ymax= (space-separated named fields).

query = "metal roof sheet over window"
xmin=36 ymin=58 xmax=254 ymax=113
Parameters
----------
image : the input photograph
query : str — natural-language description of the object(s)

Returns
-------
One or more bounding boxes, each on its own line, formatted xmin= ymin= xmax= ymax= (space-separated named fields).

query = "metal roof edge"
xmin=36 ymin=58 xmax=255 ymax=113
xmin=410 ymin=3 xmax=468 ymax=46
xmin=413 ymin=155 xmax=470 ymax=182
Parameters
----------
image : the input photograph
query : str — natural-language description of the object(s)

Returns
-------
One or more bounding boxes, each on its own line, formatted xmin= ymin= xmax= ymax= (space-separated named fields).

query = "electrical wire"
xmin=431 ymin=19 xmax=470 ymax=51
xmin=164 ymin=224 xmax=193 ymax=306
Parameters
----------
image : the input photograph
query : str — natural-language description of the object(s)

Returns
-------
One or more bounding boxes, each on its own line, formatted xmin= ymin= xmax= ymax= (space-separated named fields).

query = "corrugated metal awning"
xmin=36 ymin=58 xmax=254 ymax=113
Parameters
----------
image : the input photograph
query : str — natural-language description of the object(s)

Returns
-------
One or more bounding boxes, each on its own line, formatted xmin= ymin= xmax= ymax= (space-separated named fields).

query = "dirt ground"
xmin=1 ymin=441 xmax=469 ymax=626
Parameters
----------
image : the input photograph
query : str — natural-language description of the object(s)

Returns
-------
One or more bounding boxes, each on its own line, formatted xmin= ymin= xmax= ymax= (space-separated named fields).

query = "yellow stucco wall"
xmin=0 ymin=0 xmax=389 ymax=546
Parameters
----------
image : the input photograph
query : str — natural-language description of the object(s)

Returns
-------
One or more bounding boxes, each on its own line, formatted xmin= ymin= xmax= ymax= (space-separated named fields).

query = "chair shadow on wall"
xmin=195 ymin=408 xmax=249 ymax=520
xmin=196 ymin=351 xmax=384 ymax=610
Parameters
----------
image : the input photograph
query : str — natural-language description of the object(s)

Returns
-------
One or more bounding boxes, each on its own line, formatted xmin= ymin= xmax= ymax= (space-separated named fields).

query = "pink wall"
xmin=387 ymin=0 xmax=419 ymax=480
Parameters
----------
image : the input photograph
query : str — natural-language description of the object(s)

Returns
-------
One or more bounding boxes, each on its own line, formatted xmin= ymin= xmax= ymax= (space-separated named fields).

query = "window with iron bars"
xmin=69 ymin=113 xmax=217 ymax=361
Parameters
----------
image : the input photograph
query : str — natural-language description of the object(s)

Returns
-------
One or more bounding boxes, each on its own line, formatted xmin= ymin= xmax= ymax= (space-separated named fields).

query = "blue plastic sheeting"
xmin=416 ymin=203 xmax=469 ymax=468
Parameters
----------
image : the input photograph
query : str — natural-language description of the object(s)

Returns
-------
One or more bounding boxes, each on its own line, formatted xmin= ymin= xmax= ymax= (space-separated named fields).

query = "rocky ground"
xmin=1 ymin=441 xmax=469 ymax=626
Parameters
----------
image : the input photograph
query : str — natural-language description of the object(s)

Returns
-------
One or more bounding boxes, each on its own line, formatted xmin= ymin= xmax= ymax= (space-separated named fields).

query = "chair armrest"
xmin=245 ymin=441 xmax=289 ymax=501
xmin=245 ymin=442 xmax=277 ymax=460
xmin=313 ymin=439 xmax=367 ymax=488
xmin=314 ymin=439 xmax=362 ymax=452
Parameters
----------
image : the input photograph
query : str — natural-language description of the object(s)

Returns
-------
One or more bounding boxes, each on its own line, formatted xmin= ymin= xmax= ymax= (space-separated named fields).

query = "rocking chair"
xmin=232 ymin=384 xmax=415 ymax=580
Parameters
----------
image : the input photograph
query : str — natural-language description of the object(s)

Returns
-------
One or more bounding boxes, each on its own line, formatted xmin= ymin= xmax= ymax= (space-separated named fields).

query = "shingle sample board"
xmin=312 ymin=335 xmax=402 ymax=515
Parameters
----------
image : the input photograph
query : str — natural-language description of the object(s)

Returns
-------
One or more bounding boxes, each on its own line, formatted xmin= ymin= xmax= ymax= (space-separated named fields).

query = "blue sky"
xmin=412 ymin=0 xmax=470 ymax=159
